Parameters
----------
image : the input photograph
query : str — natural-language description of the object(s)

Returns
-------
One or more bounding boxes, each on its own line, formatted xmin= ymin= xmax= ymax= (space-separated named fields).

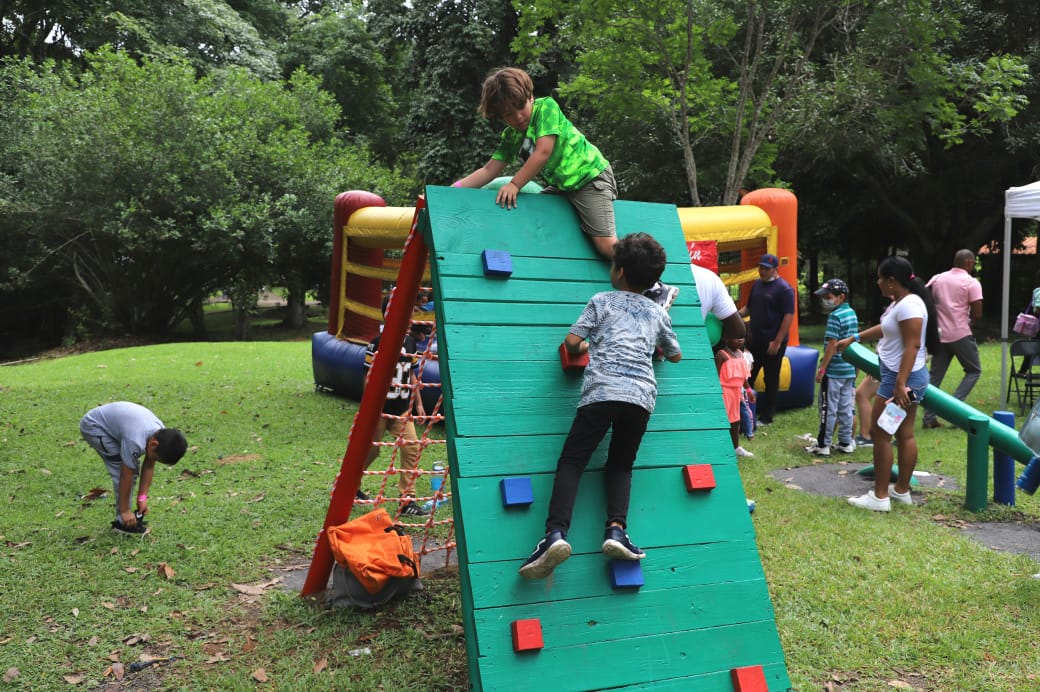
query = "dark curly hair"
xmin=613 ymin=233 xmax=666 ymax=293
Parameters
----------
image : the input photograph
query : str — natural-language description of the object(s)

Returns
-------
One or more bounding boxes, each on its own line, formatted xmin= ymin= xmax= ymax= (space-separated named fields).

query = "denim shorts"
xmin=877 ymin=363 xmax=929 ymax=402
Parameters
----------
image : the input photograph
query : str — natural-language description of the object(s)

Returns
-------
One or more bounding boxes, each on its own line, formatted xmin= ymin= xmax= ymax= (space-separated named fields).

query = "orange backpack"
xmin=327 ymin=508 xmax=420 ymax=595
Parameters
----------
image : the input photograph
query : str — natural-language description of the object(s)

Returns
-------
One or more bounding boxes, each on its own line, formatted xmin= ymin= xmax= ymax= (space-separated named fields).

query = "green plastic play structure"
xmin=842 ymin=343 xmax=1037 ymax=510
xmin=421 ymin=185 xmax=792 ymax=690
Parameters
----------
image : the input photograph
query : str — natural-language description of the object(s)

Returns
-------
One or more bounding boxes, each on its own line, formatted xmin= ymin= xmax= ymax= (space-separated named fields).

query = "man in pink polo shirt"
xmin=923 ymin=249 xmax=983 ymax=428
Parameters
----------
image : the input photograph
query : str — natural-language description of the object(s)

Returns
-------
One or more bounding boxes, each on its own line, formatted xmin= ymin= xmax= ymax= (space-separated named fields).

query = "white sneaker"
xmin=735 ymin=446 xmax=754 ymax=458
xmin=888 ymin=485 xmax=913 ymax=505
xmin=804 ymin=443 xmax=831 ymax=457
xmin=847 ymin=490 xmax=890 ymax=512
xmin=835 ymin=442 xmax=856 ymax=454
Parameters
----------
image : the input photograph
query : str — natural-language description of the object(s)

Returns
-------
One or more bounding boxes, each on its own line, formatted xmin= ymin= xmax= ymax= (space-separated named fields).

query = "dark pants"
xmin=748 ymin=340 xmax=787 ymax=423
xmin=546 ymin=401 xmax=651 ymax=534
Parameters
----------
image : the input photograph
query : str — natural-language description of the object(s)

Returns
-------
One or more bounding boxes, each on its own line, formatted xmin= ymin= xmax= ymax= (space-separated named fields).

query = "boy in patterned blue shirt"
xmin=805 ymin=279 xmax=860 ymax=456
xmin=519 ymin=233 xmax=681 ymax=579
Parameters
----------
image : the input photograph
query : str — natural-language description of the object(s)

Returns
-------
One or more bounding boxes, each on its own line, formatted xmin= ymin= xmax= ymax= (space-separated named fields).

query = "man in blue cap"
xmin=738 ymin=253 xmax=795 ymax=424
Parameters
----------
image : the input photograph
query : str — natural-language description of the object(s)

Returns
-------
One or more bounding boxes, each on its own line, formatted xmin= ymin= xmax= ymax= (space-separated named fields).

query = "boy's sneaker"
xmin=888 ymin=485 xmax=913 ymax=505
xmin=519 ymin=530 xmax=572 ymax=579
xmin=835 ymin=442 xmax=856 ymax=454
xmin=355 ymin=489 xmax=369 ymax=501
xmin=854 ymin=435 xmax=873 ymax=448
xmin=111 ymin=517 xmax=149 ymax=536
xmin=847 ymin=490 xmax=890 ymax=512
xmin=735 ymin=446 xmax=754 ymax=458
xmin=644 ymin=281 xmax=679 ymax=310
xmin=804 ymin=443 xmax=831 ymax=457
xmin=602 ymin=525 xmax=646 ymax=560
xmin=398 ymin=500 xmax=430 ymax=516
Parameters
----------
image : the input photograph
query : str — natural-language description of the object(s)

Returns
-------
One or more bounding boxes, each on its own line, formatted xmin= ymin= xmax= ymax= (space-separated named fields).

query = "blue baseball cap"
xmin=758 ymin=253 xmax=779 ymax=269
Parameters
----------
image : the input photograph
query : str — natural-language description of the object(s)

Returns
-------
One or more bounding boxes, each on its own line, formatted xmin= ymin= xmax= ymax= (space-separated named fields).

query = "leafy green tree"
xmin=369 ymin=0 xmax=518 ymax=185
xmin=0 ymin=0 xmax=282 ymax=77
xmin=0 ymin=49 xmax=407 ymax=343
xmin=279 ymin=2 xmax=399 ymax=159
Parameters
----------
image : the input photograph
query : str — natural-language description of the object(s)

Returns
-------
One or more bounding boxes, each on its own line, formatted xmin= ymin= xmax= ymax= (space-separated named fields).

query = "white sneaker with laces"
xmin=888 ymin=485 xmax=913 ymax=505
xmin=835 ymin=442 xmax=856 ymax=454
xmin=848 ymin=490 xmax=890 ymax=512
xmin=735 ymin=446 xmax=754 ymax=458
xmin=804 ymin=443 xmax=831 ymax=457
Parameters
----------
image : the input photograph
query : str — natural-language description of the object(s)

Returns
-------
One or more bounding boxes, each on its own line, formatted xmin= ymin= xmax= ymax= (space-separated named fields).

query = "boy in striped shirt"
xmin=805 ymin=279 xmax=859 ymax=456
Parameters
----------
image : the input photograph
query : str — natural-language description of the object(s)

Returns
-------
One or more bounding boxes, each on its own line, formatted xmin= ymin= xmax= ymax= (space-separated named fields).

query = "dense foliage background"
xmin=2 ymin=0 xmax=1038 ymax=354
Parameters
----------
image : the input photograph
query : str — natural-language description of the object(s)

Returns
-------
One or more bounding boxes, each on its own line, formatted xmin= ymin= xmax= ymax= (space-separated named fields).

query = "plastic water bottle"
xmin=423 ymin=463 xmax=449 ymax=511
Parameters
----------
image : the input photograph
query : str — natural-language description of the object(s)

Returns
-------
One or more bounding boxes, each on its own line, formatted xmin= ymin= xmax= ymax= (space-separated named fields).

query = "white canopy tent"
xmin=1000 ymin=181 xmax=1040 ymax=405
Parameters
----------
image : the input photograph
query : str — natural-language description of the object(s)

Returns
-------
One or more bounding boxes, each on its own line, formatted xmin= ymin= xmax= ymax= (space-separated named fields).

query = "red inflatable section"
xmin=329 ymin=190 xmax=386 ymax=340
xmin=740 ymin=188 xmax=800 ymax=347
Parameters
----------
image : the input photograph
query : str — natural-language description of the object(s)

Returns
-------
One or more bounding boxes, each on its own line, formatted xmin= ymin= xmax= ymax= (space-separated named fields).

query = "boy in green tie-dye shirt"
xmin=454 ymin=67 xmax=678 ymax=309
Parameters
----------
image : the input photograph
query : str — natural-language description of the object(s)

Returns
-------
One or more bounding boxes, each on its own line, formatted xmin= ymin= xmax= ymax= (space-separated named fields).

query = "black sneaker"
xmin=355 ymin=489 xmax=369 ymax=501
xmin=602 ymin=525 xmax=645 ymax=560
xmin=399 ymin=500 xmax=430 ymax=516
xmin=518 ymin=530 xmax=572 ymax=579
xmin=643 ymin=281 xmax=679 ymax=310
xmin=111 ymin=514 xmax=149 ymax=536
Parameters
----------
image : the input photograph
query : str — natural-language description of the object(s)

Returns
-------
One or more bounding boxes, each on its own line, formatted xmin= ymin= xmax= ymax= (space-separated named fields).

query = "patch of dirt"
xmin=771 ymin=462 xmax=1040 ymax=565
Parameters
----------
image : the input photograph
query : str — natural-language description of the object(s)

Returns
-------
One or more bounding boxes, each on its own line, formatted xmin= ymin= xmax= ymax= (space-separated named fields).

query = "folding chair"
xmin=1007 ymin=339 xmax=1040 ymax=414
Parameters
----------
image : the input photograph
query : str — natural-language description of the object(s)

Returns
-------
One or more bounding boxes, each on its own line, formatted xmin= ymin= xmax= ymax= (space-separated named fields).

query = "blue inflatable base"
xmin=311 ymin=331 xmax=441 ymax=413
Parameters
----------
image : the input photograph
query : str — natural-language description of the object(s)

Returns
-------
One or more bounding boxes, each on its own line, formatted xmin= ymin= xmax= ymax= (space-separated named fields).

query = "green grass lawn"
xmin=1 ymin=336 xmax=1039 ymax=690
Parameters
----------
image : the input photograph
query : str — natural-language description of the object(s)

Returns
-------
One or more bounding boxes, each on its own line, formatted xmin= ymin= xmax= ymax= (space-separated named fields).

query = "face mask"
xmin=821 ymin=297 xmax=838 ymax=310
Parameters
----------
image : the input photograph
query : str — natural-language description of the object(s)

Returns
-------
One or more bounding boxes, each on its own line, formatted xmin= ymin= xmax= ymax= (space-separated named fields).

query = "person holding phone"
xmin=836 ymin=256 xmax=938 ymax=512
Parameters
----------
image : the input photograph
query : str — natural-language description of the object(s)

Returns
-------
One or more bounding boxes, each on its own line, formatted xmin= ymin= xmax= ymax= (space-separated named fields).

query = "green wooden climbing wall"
xmin=421 ymin=185 xmax=792 ymax=691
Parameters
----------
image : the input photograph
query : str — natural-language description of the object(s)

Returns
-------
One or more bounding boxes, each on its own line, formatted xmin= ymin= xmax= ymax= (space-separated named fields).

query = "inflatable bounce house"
xmin=312 ymin=187 xmax=816 ymax=410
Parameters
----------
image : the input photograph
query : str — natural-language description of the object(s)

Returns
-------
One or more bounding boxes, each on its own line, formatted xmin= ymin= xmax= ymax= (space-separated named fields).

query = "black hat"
xmin=814 ymin=278 xmax=849 ymax=297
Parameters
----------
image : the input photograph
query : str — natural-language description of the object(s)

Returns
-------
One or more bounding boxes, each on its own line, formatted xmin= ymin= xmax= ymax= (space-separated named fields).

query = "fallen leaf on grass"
xmin=157 ymin=563 xmax=175 ymax=580
xmin=111 ymin=662 xmax=125 ymax=681
xmin=887 ymin=682 xmax=914 ymax=690
xmin=242 ymin=638 xmax=257 ymax=653
xmin=247 ymin=493 xmax=265 ymax=504
xmin=180 ymin=469 xmax=199 ymax=478
xmin=125 ymin=567 xmax=138 ymax=574
xmin=205 ymin=653 xmax=230 ymax=664
xmin=252 ymin=668 xmax=268 ymax=682
xmin=62 ymin=673 xmax=84 ymax=684
xmin=81 ymin=487 xmax=108 ymax=502
xmin=313 ymin=658 xmax=328 ymax=673
xmin=4 ymin=668 xmax=18 ymax=682
xmin=40 ymin=468 xmax=52 ymax=475
xmin=72 ymin=608 xmax=79 ymax=617
xmin=0 ymin=637 xmax=13 ymax=645
xmin=784 ymin=483 xmax=803 ymax=490
xmin=231 ymin=578 xmax=281 ymax=596
xmin=87 ymin=636 xmax=99 ymax=647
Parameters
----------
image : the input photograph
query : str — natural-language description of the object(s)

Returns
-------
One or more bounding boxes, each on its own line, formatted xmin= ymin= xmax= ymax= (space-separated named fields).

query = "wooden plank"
xmin=608 ymin=663 xmax=792 ymax=691
xmin=424 ymin=187 xmax=692 ymax=265
xmin=466 ymin=540 xmax=766 ymax=609
xmin=475 ymin=619 xmax=789 ymax=692
xmin=473 ymin=579 xmax=775 ymax=656
xmin=442 ymin=324 xmax=713 ymax=363
xmin=438 ymin=295 xmax=702 ymax=329
xmin=449 ymin=429 xmax=735 ymax=477
xmin=456 ymin=464 xmax=753 ymax=564
xmin=430 ymin=359 xmax=721 ymax=401
xmin=450 ymin=393 xmax=729 ymax=437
